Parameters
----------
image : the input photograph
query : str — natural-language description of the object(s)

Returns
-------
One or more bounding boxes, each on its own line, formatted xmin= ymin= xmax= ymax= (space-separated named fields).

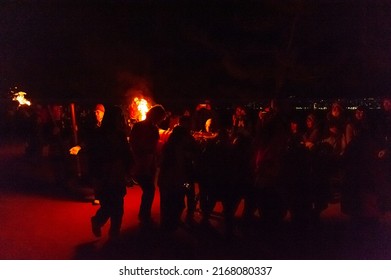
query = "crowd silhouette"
xmin=9 ymin=97 xmax=391 ymax=244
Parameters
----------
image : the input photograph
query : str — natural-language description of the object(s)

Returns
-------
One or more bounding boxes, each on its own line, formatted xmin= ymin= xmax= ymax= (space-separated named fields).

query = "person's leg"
xmin=185 ymin=183 xmax=196 ymax=220
xmin=137 ymin=175 xmax=155 ymax=223
xmin=108 ymin=193 xmax=125 ymax=238
xmin=91 ymin=193 xmax=110 ymax=237
xmin=159 ymin=187 xmax=171 ymax=229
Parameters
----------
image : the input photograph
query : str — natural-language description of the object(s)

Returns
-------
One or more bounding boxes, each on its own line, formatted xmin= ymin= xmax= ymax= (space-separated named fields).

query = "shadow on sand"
xmin=74 ymin=215 xmax=391 ymax=260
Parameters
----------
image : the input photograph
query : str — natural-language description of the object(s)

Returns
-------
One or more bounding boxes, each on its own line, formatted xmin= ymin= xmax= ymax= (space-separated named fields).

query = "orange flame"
xmin=12 ymin=91 xmax=31 ymax=107
xmin=133 ymin=97 xmax=149 ymax=121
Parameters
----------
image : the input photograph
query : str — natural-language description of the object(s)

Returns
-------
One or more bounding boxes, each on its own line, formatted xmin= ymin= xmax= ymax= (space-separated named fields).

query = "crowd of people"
xmin=15 ymin=97 xmax=391 ymax=239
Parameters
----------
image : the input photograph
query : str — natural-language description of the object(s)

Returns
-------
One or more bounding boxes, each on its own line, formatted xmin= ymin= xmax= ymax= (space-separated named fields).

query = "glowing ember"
xmin=134 ymin=97 xmax=149 ymax=121
xmin=12 ymin=91 xmax=31 ymax=106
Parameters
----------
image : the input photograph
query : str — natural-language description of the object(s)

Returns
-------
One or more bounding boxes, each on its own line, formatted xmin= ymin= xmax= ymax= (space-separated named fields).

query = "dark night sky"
xmin=1 ymin=0 xmax=391 ymax=108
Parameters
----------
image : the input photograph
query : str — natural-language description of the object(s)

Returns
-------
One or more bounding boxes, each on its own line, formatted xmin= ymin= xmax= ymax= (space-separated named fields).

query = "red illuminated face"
xmin=236 ymin=107 xmax=246 ymax=116
xmin=95 ymin=110 xmax=104 ymax=123
xmin=331 ymin=105 xmax=341 ymax=117
xmin=290 ymin=122 xmax=298 ymax=133
xmin=52 ymin=105 xmax=62 ymax=121
xmin=306 ymin=118 xmax=314 ymax=129
xmin=383 ymin=99 xmax=391 ymax=112
xmin=355 ymin=109 xmax=364 ymax=120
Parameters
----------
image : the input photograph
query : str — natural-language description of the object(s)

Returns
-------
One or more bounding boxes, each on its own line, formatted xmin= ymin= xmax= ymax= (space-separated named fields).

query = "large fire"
xmin=12 ymin=91 xmax=31 ymax=107
xmin=136 ymin=98 xmax=149 ymax=121
xmin=130 ymin=97 xmax=150 ymax=122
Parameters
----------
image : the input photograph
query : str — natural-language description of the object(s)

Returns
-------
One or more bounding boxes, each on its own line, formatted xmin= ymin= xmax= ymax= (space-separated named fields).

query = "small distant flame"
xmin=12 ymin=91 xmax=31 ymax=107
xmin=134 ymin=97 xmax=149 ymax=121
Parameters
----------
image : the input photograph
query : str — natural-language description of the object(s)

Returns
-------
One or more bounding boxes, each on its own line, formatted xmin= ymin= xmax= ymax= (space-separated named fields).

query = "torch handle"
xmin=70 ymin=103 xmax=78 ymax=145
xmin=70 ymin=103 xmax=82 ymax=177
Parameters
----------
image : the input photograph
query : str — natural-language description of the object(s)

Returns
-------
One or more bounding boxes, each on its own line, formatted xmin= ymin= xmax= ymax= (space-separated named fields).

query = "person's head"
xmin=146 ymin=104 xmax=166 ymax=125
xmin=290 ymin=117 xmax=299 ymax=133
xmin=168 ymin=125 xmax=187 ymax=145
xmin=355 ymin=106 xmax=366 ymax=121
xmin=178 ymin=115 xmax=192 ymax=131
xmin=101 ymin=105 xmax=125 ymax=132
xmin=203 ymin=99 xmax=212 ymax=110
xmin=258 ymin=107 xmax=270 ymax=121
xmin=51 ymin=105 xmax=63 ymax=121
xmin=331 ymin=102 xmax=343 ymax=118
xmin=383 ymin=98 xmax=391 ymax=112
xmin=183 ymin=108 xmax=191 ymax=117
xmin=94 ymin=104 xmax=105 ymax=124
xmin=235 ymin=106 xmax=246 ymax=116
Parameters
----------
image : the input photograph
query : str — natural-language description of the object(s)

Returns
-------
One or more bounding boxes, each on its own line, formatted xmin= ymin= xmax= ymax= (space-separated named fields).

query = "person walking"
xmin=129 ymin=104 xmax=167 ymax=225
xmin=157 ymin=116 xmax=199 ymax=230
xmin=70 ymin=103 xmax=106 ymax=205
xmin=89 ymin=105 xmax=132 ymax=239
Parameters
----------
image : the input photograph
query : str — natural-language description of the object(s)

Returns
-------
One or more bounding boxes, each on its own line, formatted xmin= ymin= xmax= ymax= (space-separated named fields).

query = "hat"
xmin=147 ymin=104 xmax=166 ymax=121
xmin=94 ymin=104 xmax=105 ymax=113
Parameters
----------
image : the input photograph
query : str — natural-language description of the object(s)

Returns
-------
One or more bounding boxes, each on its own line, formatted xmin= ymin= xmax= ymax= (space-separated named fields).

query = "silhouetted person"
xmin=192 ymin=99 xmax=218 ymax=132
xmin=47 ymin=104 xmax=72 ymax=189
xmin=25 ymin=104 xmax=51 ymax=158
xmin=231 ymin=105 xmax=252 ymax=139
xmin=90 ymin=106 xmax=133 ymax=239
xmin=70 ymin=104 xmax=106 ymax=204
xmin=178 ymin=115 xmax=199 ymax=222
xmin=251 ymin=99 xmax=290 ymax=224
xmin=197 ymin=126 xmax=248 ymax=234
xmin=375 ymin=97 xmax=391 ymax=212
xmin=303 ymin=113 xmax=321 ymax=151
xmin=158 ymin=116 xmax=199 ymax=230
xmin=283 ymin=115 xmax=312 ymax=224
xmin=129 ymin=104 xmax=167 ymax=225
xmin=345 ymin=106 xmax=371 ymax=146
xmin=197 ymin=129 xmax=229 ymax=224
xmin=301 ymin=113 xmax=327 ymax=221
xmin=342 ymin=126 xmax=381 ymax=223
xmin=324 ymin=101 xmax=347 ymax=140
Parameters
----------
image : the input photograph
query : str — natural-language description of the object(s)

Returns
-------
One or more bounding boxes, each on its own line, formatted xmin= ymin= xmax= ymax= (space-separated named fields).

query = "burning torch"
xmin=11 ymin=90 xmax=31 ymax=107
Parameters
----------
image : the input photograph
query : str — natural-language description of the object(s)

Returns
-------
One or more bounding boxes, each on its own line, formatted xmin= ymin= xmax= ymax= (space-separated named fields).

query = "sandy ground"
xmin=1 ymin=142 xmax=391 ymax=260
